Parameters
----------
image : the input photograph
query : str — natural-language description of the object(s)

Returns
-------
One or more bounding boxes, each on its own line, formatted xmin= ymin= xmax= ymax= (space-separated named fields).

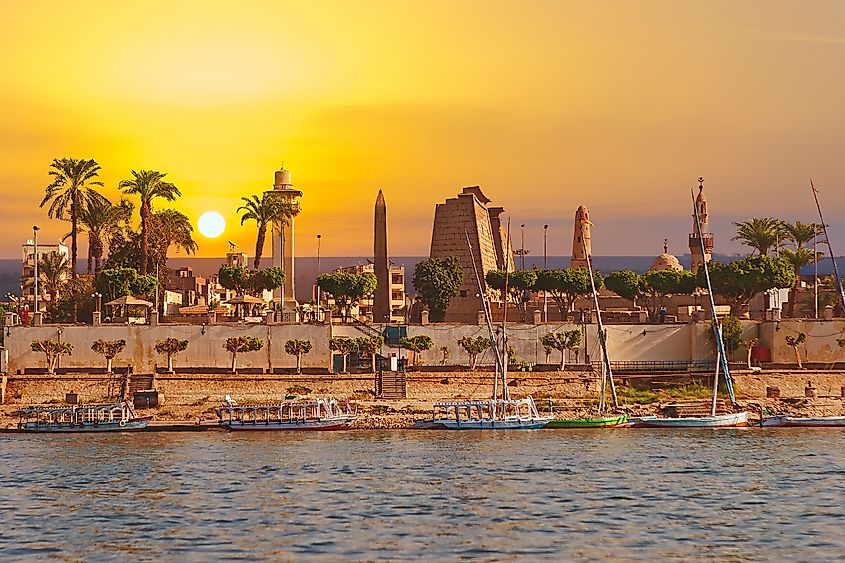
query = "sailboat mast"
xmin=464 ymin=230 xmax=505 ymax=399
xmin=811 ymin=180 xmax=845 ymax=316
xmin=583 ymin=220 xmax=617 ymax=410
xmin=692 ymin=180 xmax=736 ymax=405
xmin=501 ymin=220 xmax=512 ymax=401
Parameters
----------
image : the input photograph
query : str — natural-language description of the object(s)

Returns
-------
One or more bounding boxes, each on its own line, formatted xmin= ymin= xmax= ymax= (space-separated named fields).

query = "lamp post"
xmin=92 ymin=292 xmax=103 ymax=313
xmin=32 ymin=225 xmax=39 ymax=313
xmin=520 ymin=224 xmax=526 ymax=270
xmin=316 ymin=234 xmax=322 ymax=321
xmin=543 ymin=224 xmax=548 ymax=323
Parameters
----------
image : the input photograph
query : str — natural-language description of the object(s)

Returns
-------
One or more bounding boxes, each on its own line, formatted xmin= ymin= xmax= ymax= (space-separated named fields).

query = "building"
xmin=324 ymin=261 xmax=406 ymax=323
xmin=689 ymin=179 xmax=714 ymax=273
xmin=266 ymin=166 xmax=302 ymax=313
xmin=429 ymin=186 xmax=514 ymax=323
xmin=21 ymin=240 xmax=70 ymax=307
xmin=650 ymin=239 xmax=683 ymax=272
xmin=571 ymin=206 xmax=592 ymax=269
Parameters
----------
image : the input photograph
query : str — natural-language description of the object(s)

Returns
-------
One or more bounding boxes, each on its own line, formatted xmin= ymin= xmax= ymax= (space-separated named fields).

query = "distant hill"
xmin=3 ymin=254 xmax=842 ymax=303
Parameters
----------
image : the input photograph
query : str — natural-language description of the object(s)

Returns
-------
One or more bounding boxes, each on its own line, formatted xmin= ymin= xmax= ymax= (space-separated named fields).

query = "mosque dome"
xmin=649 ymin=239 xmax=683 ymax=272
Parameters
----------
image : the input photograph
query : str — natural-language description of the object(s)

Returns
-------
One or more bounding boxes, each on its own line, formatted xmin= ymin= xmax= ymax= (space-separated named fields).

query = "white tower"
xmin=265 ymin=166 xmax=302 ymax=313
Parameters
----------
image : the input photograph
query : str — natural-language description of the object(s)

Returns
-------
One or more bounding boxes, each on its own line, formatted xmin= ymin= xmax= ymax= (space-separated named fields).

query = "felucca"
xmin=415 ymin=225 xmax=550 ymax=430
xmin=631 ymin=178 xmax=749 ymax=428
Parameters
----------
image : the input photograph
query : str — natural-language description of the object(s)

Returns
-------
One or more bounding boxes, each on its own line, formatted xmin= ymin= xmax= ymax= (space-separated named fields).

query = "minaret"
xmin=373 ymin=189 xmax=390 ymax=323
xmin=689 ymin=177 xmax=714 ymax=273
xmin=571 ymin=206 xmax=592 ymax=269
xmin=266 ymin=166 xmax=302 ymax=310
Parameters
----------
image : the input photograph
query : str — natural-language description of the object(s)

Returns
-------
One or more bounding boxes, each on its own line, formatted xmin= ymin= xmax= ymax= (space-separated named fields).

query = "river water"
xmin=1 ymin=429 xmax=843 ymax=561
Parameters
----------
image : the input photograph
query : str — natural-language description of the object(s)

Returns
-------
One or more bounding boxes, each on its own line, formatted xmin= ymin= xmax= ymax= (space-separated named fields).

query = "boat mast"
xmin=465 ymin=230 xmax=505 ymax=399
xmin=500 ymin=220 xmax=512 ymax=401
xmin=692 ymin=179 xmax=736 ymax=405
xmin=811 ymin=180 xmax=845 ymax=316
xmin=583 ymin=219 xmax=617 ymax=411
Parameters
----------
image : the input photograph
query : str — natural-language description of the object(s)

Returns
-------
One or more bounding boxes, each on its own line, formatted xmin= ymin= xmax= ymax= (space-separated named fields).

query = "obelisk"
xmin=373 ymin=189 xmax=390 ymax=323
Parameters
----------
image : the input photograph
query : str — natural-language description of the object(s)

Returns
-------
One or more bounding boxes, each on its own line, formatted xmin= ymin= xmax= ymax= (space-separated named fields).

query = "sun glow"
xmin=198 ymin=211 xmax=226 ymax=239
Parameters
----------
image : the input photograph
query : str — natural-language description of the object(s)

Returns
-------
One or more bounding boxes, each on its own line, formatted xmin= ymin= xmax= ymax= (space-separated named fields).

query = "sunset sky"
xmin=2 ymin=1 xmax=845 ymax=259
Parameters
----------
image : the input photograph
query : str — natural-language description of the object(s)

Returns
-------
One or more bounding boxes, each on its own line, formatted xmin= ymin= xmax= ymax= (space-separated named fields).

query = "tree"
xmin=534 ymin=268 xmax=602 ymax=319
xmin=785 ymin=332 xmax=807 ymax=369
xmin=238 ymin=193 xmax=297 ymax=269
xmin=779 ymin=221 xmax=824 ymax=318
xmin=118 ymin=170 xmax=181 ymax=274
xmin=155 ymin=338 xmax=188 ymax=373
xmin=250 ymin=267 xmax=286 ymax=294
xmin=151 ymin=209 xmax=198 ymax=257
xmin=781 ymin=248 xmax=821 ymax=317
xmin=329 ymin=336 xmax=358 ymax=373
xmin=705 ymin=255 xmax=795 ymax=317
xmin=224 ymin=336 xmax=264 ymax=373
xmin=485 ymin=269 xmax=537 ymax=320
xmin=91 ymin=339 xmax=126 ymax=373
xmin=218 ymin=264 xmax=250 ymax=295
xmin=413 ymin=257 xmax=463 ymax=322
xmin=640 ymin=269 xmax=696 ymax=320
xmin=355 ymin=335 xmax=385 ymax=373
xmin=732 ymin=217 xmax=783 ymax=256
xmin=78 ymin=197 xmax=133 ymax=275
xmin=36 ymin=251 xmax=70 ymax=305
xmin=317 ymin=271 xmax=377 ymax=322
xmin=95 ymin=268 xmax=157 ymax=301
xmin=604 ymin=270 xmax=643 ymax=308
xmin=718 ymin=316 xmax=744 ymax=357
xmin=284 ymin=339 xmax=312 ymax=374
xmin=399 ymin=334 xmax=434 ymax=366
xmin=30 ymin=339 xmax=73 ymax=375
xmin=457 ymin=335 xmax=491 ymax=370
xmin=541 ymin=330 xmax=582 ymax=369
xmin=40 ymin=158 xmax=105 ymax=279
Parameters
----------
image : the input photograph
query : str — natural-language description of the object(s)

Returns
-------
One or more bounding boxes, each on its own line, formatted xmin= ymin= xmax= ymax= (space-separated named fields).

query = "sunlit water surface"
xmin=1 ymin=429 xmax=843 ymax=561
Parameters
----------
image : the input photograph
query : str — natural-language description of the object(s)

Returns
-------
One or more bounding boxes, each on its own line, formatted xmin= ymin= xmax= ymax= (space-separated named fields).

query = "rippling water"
xmin=1 ymin=429 xmax=844 ymax=561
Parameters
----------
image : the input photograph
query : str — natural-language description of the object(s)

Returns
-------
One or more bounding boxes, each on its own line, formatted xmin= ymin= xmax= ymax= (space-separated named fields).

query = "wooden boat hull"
xmin=17 ymin=416 xmax=153 ymax=432
xmin=762 ymin=416 xmax=845 ymax=427
xmin=631 ymin=412 xmax=749 ymax=428
xmin=417 ymin=418 xmax=551 ymax=430
xmin=220 ymin=417 xmax=356 ymax=431
xmin=545 ymin=414 xmax=629 ymax=428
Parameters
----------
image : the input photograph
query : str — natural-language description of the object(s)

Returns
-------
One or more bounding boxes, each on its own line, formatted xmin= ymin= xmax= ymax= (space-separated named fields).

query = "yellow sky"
xmin=2 ymin=0 xmax=845 ymax=259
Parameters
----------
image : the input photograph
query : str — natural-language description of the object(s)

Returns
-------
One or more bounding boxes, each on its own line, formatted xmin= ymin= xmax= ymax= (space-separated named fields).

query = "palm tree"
xmin=238 ymin=193 xmax=297 ymax=269
xmin=77 ymin=198 xmax=134 ymax=275
xmin=37 ymin=251 xmax=70 ymax=304
xmin=151 ymin=209 xmax=199 ymax=257
xmin=732 ymin=218 xmax=783 ymax=256
xmin=118 ymin=170 xmax=181 ymax=274
xmin=40 ymin=158 xmax=106 ymax=279
xmin=780 ymin=221 xmax=824 ymax=318
xmin=781 ymin=220 xmax=822 ymax=250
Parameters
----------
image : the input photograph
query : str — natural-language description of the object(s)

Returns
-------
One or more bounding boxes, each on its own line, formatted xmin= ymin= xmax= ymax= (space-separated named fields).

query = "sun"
xmin=198 ymin=211 xmax=226 ymax=238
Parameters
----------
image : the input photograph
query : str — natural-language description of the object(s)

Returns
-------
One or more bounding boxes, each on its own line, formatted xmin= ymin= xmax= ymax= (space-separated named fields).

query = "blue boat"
xmin=15 ymin=401 xmax=153 ymax=432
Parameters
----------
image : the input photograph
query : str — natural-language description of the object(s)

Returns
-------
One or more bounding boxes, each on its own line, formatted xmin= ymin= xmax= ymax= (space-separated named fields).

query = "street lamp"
xmin=520 ymin=224 xmax=526 ymax=270
xmin=32 ymin=225 xmax=39 ymax=314
xmin=316 ymin=234 xmax=322 ymax=321
xmin=543 ymin=224 xmax=549 ymax=323
xmin=92 ymin=292 xmax=103 ymax=313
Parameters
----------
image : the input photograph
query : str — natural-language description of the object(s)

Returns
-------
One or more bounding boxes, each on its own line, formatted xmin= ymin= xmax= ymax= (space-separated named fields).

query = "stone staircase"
xmin=128 ymin=373 xmax=155 ymax=395
xmin=377 ymin=369 xmax=407 ymax=400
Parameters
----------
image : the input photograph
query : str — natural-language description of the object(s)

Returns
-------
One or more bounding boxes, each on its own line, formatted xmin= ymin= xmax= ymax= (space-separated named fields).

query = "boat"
xmin=545 ymin=413 xmax=629 ymax=428
xmin=15 ymin=401 xmax=152 ymax=432
xmin=632 ymin=412 xmax=749 ymax=428
xmin=415 ymin=226 xmax=550 ymax=430
xmin=546 ymin=220 xmax=626 ymax=429
xmin=216 ymin=397 xmax=357 ymax=431
xmin=417 ymin=398 xmax=550 ymax=430
xmin=761 ymin=415 xmax=845 ymax=427
xmin=629 ymin=180 xmax=749 ymax=428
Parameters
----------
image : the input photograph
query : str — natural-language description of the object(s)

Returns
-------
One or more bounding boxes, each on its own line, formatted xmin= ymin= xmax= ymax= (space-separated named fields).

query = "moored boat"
xmin=761 ymin=415 xmax=845 ymax=427
xmin=216 ymin=397 xmax=356 ymax=431
xmin=631 ymin=412 xmax=749 ymax=428
xmin=417 ymin=397 xmax=551 ymax=430
xmin=16 ymin=401 xmax=152 ymax=432
xmin=545 ymin=413 xmax=629 ymax=428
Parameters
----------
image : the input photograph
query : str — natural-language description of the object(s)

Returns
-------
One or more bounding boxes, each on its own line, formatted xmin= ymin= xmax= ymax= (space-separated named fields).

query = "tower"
xmin=265 ymin=166 xmax=302 ymax=311
xmin=571 ymin=206 xmax=591 ymax=269
xmin=689 ymin=178 xmax=714 ymax=273
xmin=373 ymin=189 xmax=390 ymax=323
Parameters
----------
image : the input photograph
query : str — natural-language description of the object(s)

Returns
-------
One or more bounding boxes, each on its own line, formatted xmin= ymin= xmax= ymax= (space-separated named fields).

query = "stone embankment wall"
xmin=5 ymin=319 xmax=845 ymax=375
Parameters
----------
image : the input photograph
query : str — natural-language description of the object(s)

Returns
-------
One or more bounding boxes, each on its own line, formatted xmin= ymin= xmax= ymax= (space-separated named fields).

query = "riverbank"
xmin=1 ymin=369 xmax=844 ymax=429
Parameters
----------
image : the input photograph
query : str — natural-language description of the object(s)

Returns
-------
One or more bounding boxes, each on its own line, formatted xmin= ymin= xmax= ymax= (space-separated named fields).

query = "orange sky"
xmin=2 ymin=0 xmax=845 ymax=259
